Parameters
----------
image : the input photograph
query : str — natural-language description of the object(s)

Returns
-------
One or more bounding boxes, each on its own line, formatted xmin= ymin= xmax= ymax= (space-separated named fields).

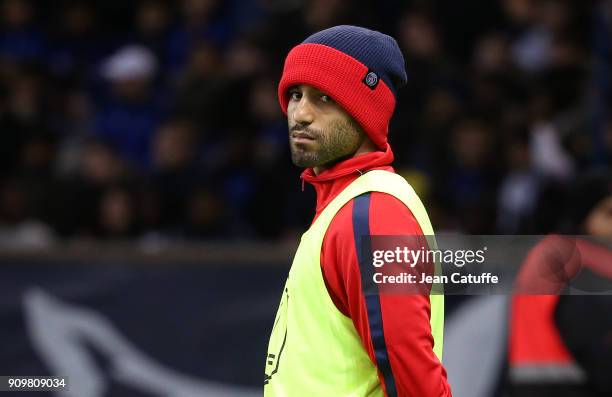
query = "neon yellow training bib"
xmin=264 ymin=170 xmax=444 ymax=396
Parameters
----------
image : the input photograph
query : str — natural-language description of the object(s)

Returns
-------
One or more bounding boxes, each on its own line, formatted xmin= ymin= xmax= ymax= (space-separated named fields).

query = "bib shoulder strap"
xmin=314 ymin=170 xmax=435 ymax=237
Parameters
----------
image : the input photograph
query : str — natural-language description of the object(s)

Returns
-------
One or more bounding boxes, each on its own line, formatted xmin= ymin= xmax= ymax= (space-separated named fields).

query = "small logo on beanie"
xmin=363 ymin=70 xmax=379 ymax=89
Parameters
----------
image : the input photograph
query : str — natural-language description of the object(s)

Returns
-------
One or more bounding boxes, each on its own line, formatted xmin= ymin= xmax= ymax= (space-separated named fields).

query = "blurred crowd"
xmin=0 ymin=0 xmax=609 ymax=244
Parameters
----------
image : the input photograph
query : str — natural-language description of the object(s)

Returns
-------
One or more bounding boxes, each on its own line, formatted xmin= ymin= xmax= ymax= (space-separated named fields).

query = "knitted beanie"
xmin=278 ymin=25 xmax=407 ymax=149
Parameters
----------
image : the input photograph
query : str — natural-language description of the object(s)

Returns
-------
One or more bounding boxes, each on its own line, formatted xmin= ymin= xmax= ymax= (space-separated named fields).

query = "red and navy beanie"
xmin=278 ymin=25 xmax=407 ymax=149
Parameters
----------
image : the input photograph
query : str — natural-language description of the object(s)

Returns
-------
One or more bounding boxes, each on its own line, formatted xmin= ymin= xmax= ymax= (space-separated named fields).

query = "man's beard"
xmin=289 ymin=118 xmax=364 ymax=169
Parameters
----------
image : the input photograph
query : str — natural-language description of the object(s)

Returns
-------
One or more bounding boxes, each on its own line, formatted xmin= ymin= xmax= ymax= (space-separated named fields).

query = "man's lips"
xmin=290 ymin=131 xmax=316 ymax=142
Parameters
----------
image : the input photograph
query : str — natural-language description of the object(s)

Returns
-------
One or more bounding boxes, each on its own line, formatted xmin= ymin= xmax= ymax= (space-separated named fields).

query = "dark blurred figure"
xmin=48 ymin=1 xmax=105 ymax=81
xmin=0 ymin=123 xmax=57 ymax=247
xmin=0 ymin=83 xmax=23 ymax=180
xmin=95 ymin=45 xmax=164 ymax=171
xmin=51 ymin=140 xmax=128 ymax=237
xmin=0 ymin=0 xmax=45 ymax=62
xmin=393 ymin=7 xmax=456 ymax=164
xmin=6 ymin=65 xmax=47 ymax=125
xmin=174 ymin=39 xmax=229 ymax=133
xmin=96 ymin=184 xmax=140 ymax=238
xmin=223 ymin=35 xmax=266 ymax=79
xmin=182 ymin=185 xmax=227 ymax=238
xmin=166 ymin=0 xmax=230 ymax=74
xmin=302 ymin=0 xmax=352 ymax=32
xmin=497 ymin=129 xmax=539 ymax=233
xmin=249 ymin=74 xmax=286 ymax=171
xmin=246 ymin=74 xmax=301 ymax=239
xmin=435 ymin=117 xmax=500 ymax=232
xmin=149 ymin=119 xmax=202 ymax=233
xmin=471 ymin=31 xmax=525 ymax=122
xmin=601 ymin=117 xmax=612 ymax=168
xmin=0 ymin=179 xmax=50 ymax=247
xmin=564 ymin=171 xmax=612 ymax=236
xmin=133 ymin=0 xmax=172 ymax=62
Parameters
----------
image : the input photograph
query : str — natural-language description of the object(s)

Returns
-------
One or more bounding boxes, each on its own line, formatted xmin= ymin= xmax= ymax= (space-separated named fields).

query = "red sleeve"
xmin=321 ymin=191 xmax=452 ymax=397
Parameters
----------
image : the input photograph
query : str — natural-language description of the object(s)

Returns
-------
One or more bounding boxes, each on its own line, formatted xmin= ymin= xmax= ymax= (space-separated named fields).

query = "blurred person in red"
xmin=509 ymin=171 xmax=612 ymax=397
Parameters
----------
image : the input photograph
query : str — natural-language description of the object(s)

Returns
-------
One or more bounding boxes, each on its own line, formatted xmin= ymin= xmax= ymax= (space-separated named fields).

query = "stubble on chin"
xmin=289 ymin=119 xmax=364 ymax=169
xmin=291 ymin=151 xmax=316 ymax=167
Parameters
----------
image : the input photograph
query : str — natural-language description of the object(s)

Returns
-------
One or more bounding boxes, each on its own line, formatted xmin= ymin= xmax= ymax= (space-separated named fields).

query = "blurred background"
xmin=0 ymin=0 xmax=607 ymax=243
xmin=0 ymin=0 xmax=610 ymax=396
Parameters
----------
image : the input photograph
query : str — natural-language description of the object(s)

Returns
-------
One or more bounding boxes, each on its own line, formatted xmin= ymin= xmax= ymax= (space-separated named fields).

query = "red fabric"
xmin=509 ymin=237 xmax=612 ymax=365
xmin=509 ymin=235 xmax=581 ymax=364
xmin=576 ymin=238 xmax=612 ymax=278
xmin=278 ymin=43 xmax=396 ymax=149
xmin=509 ymin=295 xmax=573 ymax=365
xmin=302 ymin=148 xmax=452 ymax=397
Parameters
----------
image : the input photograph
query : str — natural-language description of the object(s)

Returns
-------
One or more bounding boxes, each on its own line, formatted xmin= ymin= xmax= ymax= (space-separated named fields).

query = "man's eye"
xmin=321 ymin=95 xmax=332 ymax=103
xmin=289 ymin=91 xmax=301 ymax=101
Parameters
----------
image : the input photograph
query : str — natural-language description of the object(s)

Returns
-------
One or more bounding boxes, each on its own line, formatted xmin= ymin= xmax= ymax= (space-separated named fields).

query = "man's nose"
xmin=292 ymin=98 xmax=315 ymax=125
